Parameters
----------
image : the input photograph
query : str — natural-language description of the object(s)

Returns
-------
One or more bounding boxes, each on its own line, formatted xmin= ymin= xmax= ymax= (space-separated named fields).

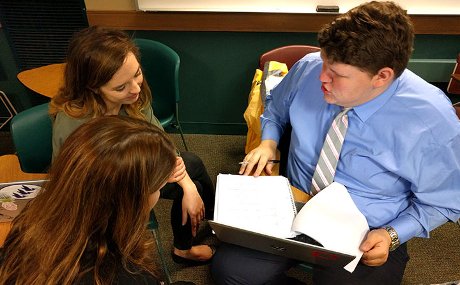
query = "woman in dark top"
xmin=0 ymin=116 xmax=176 ymax=284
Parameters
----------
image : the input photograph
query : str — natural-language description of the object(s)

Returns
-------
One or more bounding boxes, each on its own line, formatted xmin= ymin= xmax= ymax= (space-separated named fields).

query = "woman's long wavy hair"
xmin=0 ymin=116 xmax=176 ymax=284
xmin=49 ymin=26 xmax=152 ymax=120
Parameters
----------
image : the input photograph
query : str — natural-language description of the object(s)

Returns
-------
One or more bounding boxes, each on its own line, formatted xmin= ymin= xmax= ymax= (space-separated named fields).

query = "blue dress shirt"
xmin=261 ymin=52 xmax=460 ymax=244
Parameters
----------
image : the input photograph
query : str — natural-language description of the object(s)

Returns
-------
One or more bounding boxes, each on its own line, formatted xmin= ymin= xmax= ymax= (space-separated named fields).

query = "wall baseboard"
xmin=408 ymin=59 xmax=456 ymax=83
xmin=172 ymin=122 xmax=247 ymax=135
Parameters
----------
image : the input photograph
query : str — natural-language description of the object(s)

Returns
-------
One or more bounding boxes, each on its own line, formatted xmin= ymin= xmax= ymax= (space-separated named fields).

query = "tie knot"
xmin=341 ymin=107 xmax=352 ymax=115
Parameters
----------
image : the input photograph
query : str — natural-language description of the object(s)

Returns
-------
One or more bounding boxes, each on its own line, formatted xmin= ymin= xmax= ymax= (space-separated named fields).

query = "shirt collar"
xmin=351 ymin=77 xmax=400 ymax=123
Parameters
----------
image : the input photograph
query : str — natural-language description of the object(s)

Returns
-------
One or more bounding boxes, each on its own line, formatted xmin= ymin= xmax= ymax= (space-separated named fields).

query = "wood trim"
xmin=87 ymin=10 xmax=460 ymax=34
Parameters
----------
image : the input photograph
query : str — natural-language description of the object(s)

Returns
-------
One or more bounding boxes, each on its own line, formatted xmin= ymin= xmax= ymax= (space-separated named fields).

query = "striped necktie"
xmin=311 ymin=108 xmax=352 ymax=195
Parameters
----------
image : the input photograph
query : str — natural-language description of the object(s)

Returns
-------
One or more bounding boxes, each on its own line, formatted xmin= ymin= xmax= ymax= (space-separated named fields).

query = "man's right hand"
xmin=239 ymin=140 xmax=277 ymax=176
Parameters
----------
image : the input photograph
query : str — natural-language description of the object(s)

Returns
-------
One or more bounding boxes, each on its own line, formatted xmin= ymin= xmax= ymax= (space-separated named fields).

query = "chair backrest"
xmin=454 ymin=102 xmax=460 ymax=119
xmin=447 ymin=53 xmax=460 ymax=95
xmin=446 ymin=53 xmax=460 ymax=120
xmin=10 ymin=103 xmax=52 ymax=173
xmin=134 ymin=38 xmax=180 ymax=126
xmin=259 ymin=45 xmax=320 ymax=70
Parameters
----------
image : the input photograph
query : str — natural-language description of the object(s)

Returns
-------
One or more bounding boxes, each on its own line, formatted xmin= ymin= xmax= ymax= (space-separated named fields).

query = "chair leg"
xmin=174 ymin=103 xmax=188 ymax=151
xmin=149 ymin=211 xmax=173 ymax=285
xmin=152 ymin=227 xmax=173 ymax=285
xmin=176 ymin=123 xmax=188 ymax=152
xmin=0 ymin=91 xmax=18 ymax=130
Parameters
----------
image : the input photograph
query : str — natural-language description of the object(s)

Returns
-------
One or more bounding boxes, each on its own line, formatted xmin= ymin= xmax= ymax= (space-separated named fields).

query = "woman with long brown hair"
xmin=49 ymin=26 xmax=215 ymax=264
xmin=0 ymin=116 xmax=176 ymax=284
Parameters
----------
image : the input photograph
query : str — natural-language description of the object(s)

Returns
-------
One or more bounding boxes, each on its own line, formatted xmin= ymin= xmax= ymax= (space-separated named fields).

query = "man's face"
xmin=319 ymin=51 xmax=379 ymax=108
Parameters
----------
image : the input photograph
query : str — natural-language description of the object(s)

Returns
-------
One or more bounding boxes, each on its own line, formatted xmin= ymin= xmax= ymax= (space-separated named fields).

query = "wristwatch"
xmin=383 ymin=225 xmax=400 ymax=251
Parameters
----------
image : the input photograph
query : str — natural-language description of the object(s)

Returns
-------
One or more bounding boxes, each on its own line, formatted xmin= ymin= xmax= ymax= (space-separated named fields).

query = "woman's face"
xmin=99 ymin=52 xmax=144 ymax=115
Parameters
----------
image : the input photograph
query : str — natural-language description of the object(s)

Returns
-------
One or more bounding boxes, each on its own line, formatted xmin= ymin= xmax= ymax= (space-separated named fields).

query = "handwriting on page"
xmin=215 ymin=174 xmax=296 ymax=238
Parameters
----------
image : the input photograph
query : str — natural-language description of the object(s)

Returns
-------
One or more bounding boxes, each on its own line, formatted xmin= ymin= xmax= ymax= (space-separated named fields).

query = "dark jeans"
xmin=160 ymin=151 xmax=215 ymax=250
xmin=211 ymin=243 xmax=409 ymax=285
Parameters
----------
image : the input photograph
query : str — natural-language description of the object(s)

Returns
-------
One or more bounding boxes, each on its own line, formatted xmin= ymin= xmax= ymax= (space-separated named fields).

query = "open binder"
xmin=211 ymin=174 xmax=369 ymax=272
xmin=213 ymin=174 xmax=297 ymax=238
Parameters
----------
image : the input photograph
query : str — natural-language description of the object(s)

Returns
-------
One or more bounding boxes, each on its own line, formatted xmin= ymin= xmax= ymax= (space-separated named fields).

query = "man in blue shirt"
xmin=211 ymin=1 xmax=460 ymax=284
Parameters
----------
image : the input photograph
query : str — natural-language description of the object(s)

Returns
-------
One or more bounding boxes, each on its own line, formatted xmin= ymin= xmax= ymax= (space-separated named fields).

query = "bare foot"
xmin=173 ymin=244 xmax=215 ymax=261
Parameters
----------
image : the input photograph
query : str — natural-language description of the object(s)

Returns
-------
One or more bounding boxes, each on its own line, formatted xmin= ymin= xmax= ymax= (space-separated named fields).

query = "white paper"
xmin=214 ymin=174 xmax=297 ymax=238
xmin=291 ymin=182 xmax=369 ymax=272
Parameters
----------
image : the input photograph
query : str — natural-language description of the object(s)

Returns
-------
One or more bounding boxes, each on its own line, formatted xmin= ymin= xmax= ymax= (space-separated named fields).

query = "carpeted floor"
xmin=1 ymin=131 xmax=459 ymax=284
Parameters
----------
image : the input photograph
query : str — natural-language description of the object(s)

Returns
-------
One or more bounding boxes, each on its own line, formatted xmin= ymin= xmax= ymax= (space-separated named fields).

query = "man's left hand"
xmin=359 ymin=228 xmax=391 ymax=266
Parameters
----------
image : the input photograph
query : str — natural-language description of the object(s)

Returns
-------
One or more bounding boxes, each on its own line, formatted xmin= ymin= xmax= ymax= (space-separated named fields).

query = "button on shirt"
xmin=261 ymin=52 xmax=460 ymax=244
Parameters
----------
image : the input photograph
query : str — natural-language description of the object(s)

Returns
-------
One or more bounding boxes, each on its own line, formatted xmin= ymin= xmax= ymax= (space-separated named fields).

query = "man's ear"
xmin=372 ymin=67 xmax=394 ymax=88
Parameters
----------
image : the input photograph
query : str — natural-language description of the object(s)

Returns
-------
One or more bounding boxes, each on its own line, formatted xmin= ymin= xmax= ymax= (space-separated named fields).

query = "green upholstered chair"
xmin=10 ymin=102 xmax=173 ymax=284
xmin=10 ymin=103 xmax=52 ymax=173
xmin=134 ymin=38 xmax=188 ymax=151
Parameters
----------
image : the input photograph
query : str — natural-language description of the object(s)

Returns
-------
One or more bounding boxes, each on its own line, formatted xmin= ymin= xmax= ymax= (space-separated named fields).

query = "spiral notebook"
xmin=211 ymin=174 xmax=357 ymax=269
xmin=213 ymin=174 xmax=297 ymax=239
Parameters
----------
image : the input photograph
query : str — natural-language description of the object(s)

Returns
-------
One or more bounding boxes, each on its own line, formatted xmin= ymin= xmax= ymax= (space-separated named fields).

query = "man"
xmin=211 ymin=1 xmax=460 ymax=284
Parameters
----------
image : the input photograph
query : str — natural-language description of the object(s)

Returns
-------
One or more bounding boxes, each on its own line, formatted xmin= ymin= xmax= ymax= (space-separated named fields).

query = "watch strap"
xmin=383 ymin=225 xmax=400 ymax=251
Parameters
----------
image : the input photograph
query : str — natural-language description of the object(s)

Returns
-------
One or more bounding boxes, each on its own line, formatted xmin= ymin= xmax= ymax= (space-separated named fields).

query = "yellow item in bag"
xmin=243 ymin=61 xmax=288 ymax=154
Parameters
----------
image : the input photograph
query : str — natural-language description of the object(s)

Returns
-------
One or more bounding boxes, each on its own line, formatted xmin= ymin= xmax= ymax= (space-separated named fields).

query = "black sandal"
xmin=171 ymin=245 xmax=216 ymax=266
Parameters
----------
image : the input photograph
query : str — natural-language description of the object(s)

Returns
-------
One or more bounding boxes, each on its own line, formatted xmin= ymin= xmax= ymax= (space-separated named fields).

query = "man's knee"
xmin=211 ymin=243 xmax=293 ymax=285
xmin=211 ymin=244 xmax=245 ymax=285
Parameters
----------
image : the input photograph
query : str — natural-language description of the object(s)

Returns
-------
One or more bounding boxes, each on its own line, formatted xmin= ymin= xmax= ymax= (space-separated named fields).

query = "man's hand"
xmin=360 ymin=228 xmax=392 ymax=266
xmin=239 ymin=140 xmax=277 ymax=176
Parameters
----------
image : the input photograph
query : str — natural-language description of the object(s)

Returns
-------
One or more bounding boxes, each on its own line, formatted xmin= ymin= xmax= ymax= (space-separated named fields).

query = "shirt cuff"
xmin=261 ymin=120 xmax=283 ymax=143
xmin=389 ymin=214 xmax=425 ymax=244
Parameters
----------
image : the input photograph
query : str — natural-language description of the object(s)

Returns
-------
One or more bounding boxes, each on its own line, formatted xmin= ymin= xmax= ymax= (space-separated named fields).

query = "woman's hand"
xmin=239 ymin=140 xmax=278 ymax=176
xmin=168 ymin=156 xmax=186 ymax=183
xmin=178 ymin=174 xmax=205 ymax=236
